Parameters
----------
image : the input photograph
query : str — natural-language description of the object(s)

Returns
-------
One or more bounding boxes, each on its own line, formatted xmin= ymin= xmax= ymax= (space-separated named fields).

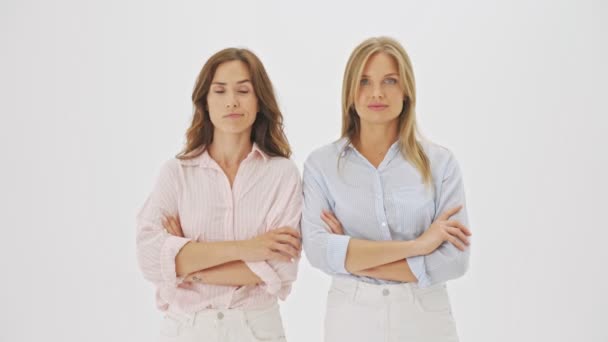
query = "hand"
xmin=162 ymin=215 xmax=184 ymax=237
xmin=414 ymin=206 xmax=471 ymax=255
xmin=321 ymin=210 xmax=344 ymax=235
xmin=237 ymin=227 xmax=302 ymax=262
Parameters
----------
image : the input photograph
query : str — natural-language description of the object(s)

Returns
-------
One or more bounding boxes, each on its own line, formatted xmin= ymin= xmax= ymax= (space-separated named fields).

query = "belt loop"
xmin=352 ymin=279 xmax=359 ymax=302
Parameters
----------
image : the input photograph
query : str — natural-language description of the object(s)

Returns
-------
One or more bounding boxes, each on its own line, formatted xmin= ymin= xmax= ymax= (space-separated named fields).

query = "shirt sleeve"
xmin=407 ymin=153 xmax=471 ymax=287
xmin=301 ymin=157 xmax=352 ymax=275
xmin=136 ymin=160 xmax=192 ymax=289
xmin=245 ymin=161 xmax=303 ymax=300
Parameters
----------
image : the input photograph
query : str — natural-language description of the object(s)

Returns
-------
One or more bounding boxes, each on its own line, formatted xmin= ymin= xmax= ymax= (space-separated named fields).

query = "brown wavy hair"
xmin=177 ymin=48 xmax=291 ymax=160
xmin=341 ymin=37 xmax=432 ymax=185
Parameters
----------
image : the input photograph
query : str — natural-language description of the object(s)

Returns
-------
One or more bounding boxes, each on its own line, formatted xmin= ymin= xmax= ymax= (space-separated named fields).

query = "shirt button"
xmin=381 ymin=222 xmax=387 ymax=227
xmin=217 ymin=312 xmax=224 ymax=320
xmin=382 ymin=289 xmax=390 ymax=296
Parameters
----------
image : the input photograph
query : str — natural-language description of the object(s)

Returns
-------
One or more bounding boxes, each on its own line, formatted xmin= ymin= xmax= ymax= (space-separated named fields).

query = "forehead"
xmin=212 ymin=60 xmax=251 ymax=82
xmin=362 ymin=52 xmax=399 ymax=75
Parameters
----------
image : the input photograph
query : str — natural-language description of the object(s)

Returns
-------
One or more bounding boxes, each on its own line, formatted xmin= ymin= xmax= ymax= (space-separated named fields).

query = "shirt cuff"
xmin=246 ymin=261 xmax=282 ymax=295
xmin=326 ymin=234 xmax=351 ymax=275
xmin=407 ymin=255 xmax=431 ymax=288
xmin=160 ymin=235 xmax=192 ymax=284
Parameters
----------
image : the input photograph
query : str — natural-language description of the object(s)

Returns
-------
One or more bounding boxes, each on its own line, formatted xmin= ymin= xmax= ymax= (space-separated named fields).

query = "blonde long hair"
xmin=341 ymin=37 xmax=432 ymax=185
xmin=177 ymin=48 xmax=291 ymax=159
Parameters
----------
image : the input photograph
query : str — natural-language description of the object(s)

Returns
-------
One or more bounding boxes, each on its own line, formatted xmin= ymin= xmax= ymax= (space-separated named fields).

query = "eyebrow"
xmin=361 ymin=73 xmax=399 ymax=78
xmin=211 ymin=79 xmax=252 ymax=85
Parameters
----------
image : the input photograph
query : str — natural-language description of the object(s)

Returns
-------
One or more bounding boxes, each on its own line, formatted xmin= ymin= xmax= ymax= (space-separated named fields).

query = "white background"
xmin=1 ymin=0 xmax=607 ymax=341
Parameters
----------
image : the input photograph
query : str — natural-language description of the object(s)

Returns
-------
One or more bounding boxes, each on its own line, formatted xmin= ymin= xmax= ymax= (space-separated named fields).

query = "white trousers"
xmin=325 ymin=277 xmax=460 ymax=342
xmin=158 ymin=303 xmax=286 ymax=342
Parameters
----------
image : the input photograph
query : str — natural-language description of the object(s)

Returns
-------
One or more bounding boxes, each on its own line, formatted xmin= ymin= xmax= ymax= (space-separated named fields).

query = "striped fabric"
xmin=302 ymin=138 xmax=470 ymax=288
xmin=136 ymin=144 xmax=302 ymax=313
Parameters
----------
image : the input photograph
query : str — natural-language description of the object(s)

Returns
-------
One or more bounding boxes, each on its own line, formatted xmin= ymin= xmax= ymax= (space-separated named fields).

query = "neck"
xmin=354 ymin=121 xmax=399 ymax=155
xmin=208 ymin=130 xmax=253 ymax=168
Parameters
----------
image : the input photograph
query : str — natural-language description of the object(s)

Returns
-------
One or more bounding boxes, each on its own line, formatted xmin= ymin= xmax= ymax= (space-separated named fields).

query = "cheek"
xmin=387 ymin=89 xmax=404 ymax=104
xmin=242 ymin=96 xmax=259 ymax=114
xmin=354 ymin=90 xmax=368 ymax=109
xmin=206 ymin=95 xmax=222 ymax=112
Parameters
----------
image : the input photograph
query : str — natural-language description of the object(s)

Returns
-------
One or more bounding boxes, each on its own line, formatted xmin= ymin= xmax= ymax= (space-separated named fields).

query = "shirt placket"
xmin=209 ymin=160 xmax=241 ymax=308
xmin=350 ymin=145 xmax=394 ymax=241
xmin=373 ymin=168 xmax=392 ymax=241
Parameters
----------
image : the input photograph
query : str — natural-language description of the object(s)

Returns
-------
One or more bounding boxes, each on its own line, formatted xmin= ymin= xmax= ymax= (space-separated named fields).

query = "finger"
xmin=447 ymin=235 xmax=467 ymax=251
xmin=321 ymin=213 xmax=340 ymax=234
xmin=166 ymin=217 xmax=180 ymax=236
xmin=447 ymin=226 xmax=470 ymax=246
xmin=168 ymin=216 xmax=185 ymax=237
xmin=437 ymin=205 xmax=462 ymax=221
xmin=162 ymin=217 xmax=177 ymax=235
xmin=274 ymin=234 xmax=302 ymax=251
xmin=323 ymin=211 xmax=343 ymax=231
xmin=275 ymin=227 xmax=301 ymax=238
xmin=276 ymin=243 xmax=300 ymax=259
xmin=272 ymin=242 xmax=299 ymax=259
xmin=446 ymin=220 xmax=472 ymax=236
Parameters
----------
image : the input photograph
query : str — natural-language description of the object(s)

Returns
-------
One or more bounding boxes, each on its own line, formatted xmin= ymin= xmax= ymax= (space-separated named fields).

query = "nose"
xmin=371 ymin=84 xmax=384 ymax=99
xmin=225 ymin=93 xmax=239 ymax=109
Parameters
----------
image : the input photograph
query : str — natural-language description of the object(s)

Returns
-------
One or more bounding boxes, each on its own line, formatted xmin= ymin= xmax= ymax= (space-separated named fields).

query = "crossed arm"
xmin=162 ymin=215 xmax=300 ymax=286
xmin=319 ymin=208 xmax=470 ymax=283
xmin=302 ymin=155 xmax=472 ymax=286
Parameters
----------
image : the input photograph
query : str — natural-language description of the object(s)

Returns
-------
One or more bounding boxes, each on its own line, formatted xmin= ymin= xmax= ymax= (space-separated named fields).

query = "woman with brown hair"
xmin=136 ymin=48 xmax=301 ymax=341
xmin=302 ymin=37 xmax=473 ymax=341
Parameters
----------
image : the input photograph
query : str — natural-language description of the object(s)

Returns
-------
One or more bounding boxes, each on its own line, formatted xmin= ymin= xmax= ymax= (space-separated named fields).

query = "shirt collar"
xmin=177 ymin=143 xmax=268 ymax=168
xmin=337 ymin=137 xmax=400 ymax=157
xmin=251 ymin=142 xmax=269 ymax=162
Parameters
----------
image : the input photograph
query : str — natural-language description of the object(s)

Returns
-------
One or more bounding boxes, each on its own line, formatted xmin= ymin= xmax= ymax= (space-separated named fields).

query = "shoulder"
xmin=304 ymin=138 xmax=344 ymax=170
xmin=266 ymin=156 xmax=301 ymax=182
xmin=418 ymin=139 xmax=461 ymax=180
xmin=158 ymin=157 xmax=182 ymax=177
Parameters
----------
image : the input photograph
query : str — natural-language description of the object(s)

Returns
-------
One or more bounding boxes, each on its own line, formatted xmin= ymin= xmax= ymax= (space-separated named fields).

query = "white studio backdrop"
xmin=1 ymin=1 xmax=607 ymax=341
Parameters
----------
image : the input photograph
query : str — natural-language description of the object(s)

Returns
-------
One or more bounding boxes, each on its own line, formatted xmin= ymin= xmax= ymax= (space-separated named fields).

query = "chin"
xmin=360 ymin=112 xmax=400 ymax=125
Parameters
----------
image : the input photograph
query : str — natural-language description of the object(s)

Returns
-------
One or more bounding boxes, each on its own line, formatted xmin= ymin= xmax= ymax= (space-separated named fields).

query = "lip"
xmin=368 ymin=104 xmax=388 ymax=111
xmin=224 ymin=113 xmax=244 ymax=119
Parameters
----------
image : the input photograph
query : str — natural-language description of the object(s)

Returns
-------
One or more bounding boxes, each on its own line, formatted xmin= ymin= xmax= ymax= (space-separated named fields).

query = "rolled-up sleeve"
xmin=246 ymin=162 xmax=302 ymax=300
xmin=407 ymin=153 xmax=470 ymax=287
xmin=301 ymin=158 xmax=351 ymax=275
xmin=136 ymin=160 xmax=192 ymax=287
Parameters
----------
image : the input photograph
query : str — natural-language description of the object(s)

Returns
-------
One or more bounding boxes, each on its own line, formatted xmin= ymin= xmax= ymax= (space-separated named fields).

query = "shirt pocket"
xmin=388 ymin=185 xmax=435 ymax=236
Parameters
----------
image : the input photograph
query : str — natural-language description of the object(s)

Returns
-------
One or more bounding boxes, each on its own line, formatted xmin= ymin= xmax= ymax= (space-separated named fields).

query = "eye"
xmin=237 ymin=89 xmax=250 ymax=94
xmin=383 ymin=78 xmax=398 ymax=85
xmin=213 ymin=88 xmax=225 ymax=94
xmin=359 ymin=78 xmax=370 ymax=86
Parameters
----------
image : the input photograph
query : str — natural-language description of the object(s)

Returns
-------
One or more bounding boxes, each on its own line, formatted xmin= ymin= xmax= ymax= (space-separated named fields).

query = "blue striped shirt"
xmin=301 ymin=137 xmax=470 ymax=287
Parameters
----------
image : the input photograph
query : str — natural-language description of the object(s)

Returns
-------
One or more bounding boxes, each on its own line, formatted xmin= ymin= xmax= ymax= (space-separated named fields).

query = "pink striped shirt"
xmin=136 ymin=144 xmax=302 ymax=313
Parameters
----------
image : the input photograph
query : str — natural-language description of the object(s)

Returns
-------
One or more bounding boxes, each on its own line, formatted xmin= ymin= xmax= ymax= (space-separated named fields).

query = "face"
xmin=206 ymin=60 xmax=259 ymax=135
xmin=354 ymin=52 xmax=405 ymax=127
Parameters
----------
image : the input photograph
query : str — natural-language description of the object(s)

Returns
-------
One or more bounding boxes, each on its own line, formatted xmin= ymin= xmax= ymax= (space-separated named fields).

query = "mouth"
xmin=224 ymin=113 xmax=244 ymax=119
xmin=367 ymin=104 xmax=388 ymax=111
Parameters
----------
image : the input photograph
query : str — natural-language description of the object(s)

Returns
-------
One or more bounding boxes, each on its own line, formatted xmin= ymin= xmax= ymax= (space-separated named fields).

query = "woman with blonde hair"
xmin=136 ymin=48 xmax=302 ymax=341
xmin=302 ymin=37 xmax=472 ymax=341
